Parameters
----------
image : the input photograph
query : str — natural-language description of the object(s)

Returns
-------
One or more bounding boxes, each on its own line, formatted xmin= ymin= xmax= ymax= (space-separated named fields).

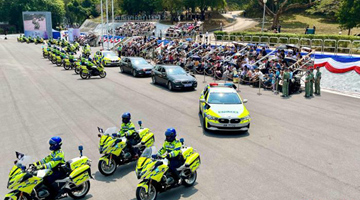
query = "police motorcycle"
xmin=135 ymin=139 xmax=201 ymax=200
xmin=75 ymin=56 xmax=87 ymax=74
xmin=4 ymin=147 xmax=92 ymax=200
xmin=56 ymin=50 xmax=67 ymax=66
xmin=42 ymin=45 xmax=50 ymax=58
xmin=48 ymin=47 xmax=56 ymax=63
xmin=79 ymin=58 xmax=107 ymax=79
xmin=63 ymin=52 xmax=78 ymax=70
xmin=34 ymin=37 xmax=44 ymax=45
xmin=97 ymin=121 xmax=155 ymax=176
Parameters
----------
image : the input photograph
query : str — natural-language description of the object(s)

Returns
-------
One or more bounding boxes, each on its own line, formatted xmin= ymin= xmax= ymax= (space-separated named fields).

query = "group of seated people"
xmin=115 ymin=22 xmax=156 ymax=37
xmin=117 ymin=35 xmax=312 ymax=92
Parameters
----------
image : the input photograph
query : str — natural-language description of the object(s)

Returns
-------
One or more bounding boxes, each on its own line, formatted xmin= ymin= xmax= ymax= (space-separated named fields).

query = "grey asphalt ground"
xmin=1 ymin=38 xmax=360 ymax=200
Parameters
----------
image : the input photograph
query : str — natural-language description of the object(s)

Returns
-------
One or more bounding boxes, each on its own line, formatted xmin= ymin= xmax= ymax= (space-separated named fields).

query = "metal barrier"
xmin=278 ymin=37 xmax=289 ymax=44
xmin=323 ymin=39 xmax=337 ymax=54
xmin=235 ymin=35 xmax=242 ymax=42
xmin=251 ymin=36 xmax=260 ymax=43
xmin=243 ymin=35 xmax=252 ymax=43
xmin=350 ymin=40 xmax=360 ymax=55
xmin=300 ymin=38 xmax=311 ymax=48
xmin=289 ymin=37 xmax=299 ymax=46
xmin=269 ymin=37 xmax=279 ymax=47
xmin=337 ymin=40 xmax=351 ymax=54
xmin=260 ymin=36 xmax=270 ymax=44
xmin=311 ymin=39 xmax=323 ymax=53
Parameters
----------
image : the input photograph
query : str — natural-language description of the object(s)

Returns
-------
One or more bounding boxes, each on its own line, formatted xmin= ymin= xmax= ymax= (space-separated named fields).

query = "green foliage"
xmin=306 ymin=0 xmax=340 ymax=20
xmin=65 ymin=0 xmax=100 ymax=25
xmin=336 ymin=0 xmax=360 ymax=34
xmin=214 ymin=31 xmax=360 ymax=41
xmin=120 ymin=0 xmax=162 ymax=15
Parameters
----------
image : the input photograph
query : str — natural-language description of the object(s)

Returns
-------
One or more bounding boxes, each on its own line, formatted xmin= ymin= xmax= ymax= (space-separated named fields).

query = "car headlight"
xmin=205 ymin=114 xmax=219 ymax=121
xmin=240 ymin=115 xmax=251 ymax=121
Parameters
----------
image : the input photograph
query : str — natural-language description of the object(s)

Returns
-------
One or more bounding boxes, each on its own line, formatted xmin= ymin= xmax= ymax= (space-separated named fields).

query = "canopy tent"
xmin=52 ymin=29 xmax=60 ymax=39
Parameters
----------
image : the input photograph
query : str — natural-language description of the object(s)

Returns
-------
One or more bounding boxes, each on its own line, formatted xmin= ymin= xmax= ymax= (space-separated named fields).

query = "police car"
xmin=199 ymin=83 xmax=251 ymax=131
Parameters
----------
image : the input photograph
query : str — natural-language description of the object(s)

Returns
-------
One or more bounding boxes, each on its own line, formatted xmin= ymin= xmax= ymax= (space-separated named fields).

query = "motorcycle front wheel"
xmin=75 ymin=67 xmax=80 ymax=74
xmin=99 ymin=71 xmax=107 ymax=78
xmin=64 ymin=63 xmax=71 ymax=70
xmin=67 ymin=181 xmax=90 ymax=199
xmin=80 ymin=71 xmax=89 ymax=79
xmin=98 ymin=158 xmax=116 ymax=176
xmin=136 ymin=184 xmax=157 ymax=200
xmin=4 ymin=193 xmax=31 ymax=200
xmin=56 ymin=61 xmax=62 ymax=66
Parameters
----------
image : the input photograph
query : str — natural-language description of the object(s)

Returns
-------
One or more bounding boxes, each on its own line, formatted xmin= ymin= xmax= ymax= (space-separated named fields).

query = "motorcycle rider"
xmin=119 ymin=112 xmax=140 ymax=158
xmin=31 ymin=137 xmax=65 ymax=199
xmin=86 ymin=57 xmax=99 ymax=72
xmin=156 ymin=128 xmax=184 ymax=185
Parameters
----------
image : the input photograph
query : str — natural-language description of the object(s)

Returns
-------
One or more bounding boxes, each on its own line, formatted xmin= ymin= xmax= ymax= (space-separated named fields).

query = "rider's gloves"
xmin=151 ymin=154 xmax=158 ymax=159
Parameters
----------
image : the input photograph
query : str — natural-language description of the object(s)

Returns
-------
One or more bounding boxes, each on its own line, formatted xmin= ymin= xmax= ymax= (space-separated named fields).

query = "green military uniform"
xmin=282 ymin=70 xmax=290 ymax=97
xmin=315 ymin=69 xmax=322 ymax=95
xmin=309 ymin=69 xmax=314 ymax=96
xmin=305 ymin=72 xmax=311 ymax=98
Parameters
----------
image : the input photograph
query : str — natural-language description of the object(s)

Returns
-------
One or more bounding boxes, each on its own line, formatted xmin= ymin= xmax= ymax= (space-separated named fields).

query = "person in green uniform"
xmin=304 ymin=71 xmax=311 ymax=98
xmin=309 ymin=68 xmax=314 ymax=96
xmin=281 ymin=68 xmax=290 ymax=97
xmin=315 ymin=67 xmax=322 ymax=95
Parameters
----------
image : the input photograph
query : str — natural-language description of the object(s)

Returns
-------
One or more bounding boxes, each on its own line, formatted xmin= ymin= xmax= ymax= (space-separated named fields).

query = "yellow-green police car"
xmin=199 ymin=83 xmax=251 ymax=132
xmin=95 ymin=50 xmax=121 ymax=67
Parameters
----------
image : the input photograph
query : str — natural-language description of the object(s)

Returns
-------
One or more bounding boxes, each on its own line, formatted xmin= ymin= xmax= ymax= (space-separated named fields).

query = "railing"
xmin=213 ymin=34 xmax=360 ymax=55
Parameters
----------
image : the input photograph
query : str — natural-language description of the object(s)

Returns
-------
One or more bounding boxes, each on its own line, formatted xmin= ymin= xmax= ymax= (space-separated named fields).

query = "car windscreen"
xmin=103 ymin=52 xmax=117 ymax=57
xmin=166 ymin=67 xmax=186 ymax=75
xmin=208 ymin=92 xmax=242 ymax=104
xmin=131 ymin=58 xmax=149 ymax=65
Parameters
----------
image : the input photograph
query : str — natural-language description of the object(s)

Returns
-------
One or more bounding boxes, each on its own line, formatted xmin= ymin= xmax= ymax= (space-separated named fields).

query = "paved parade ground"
xmin=1 ymin=39 xmax=360 ymax=199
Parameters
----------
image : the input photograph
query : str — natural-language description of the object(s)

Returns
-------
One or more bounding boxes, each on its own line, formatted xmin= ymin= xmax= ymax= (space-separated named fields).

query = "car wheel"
xmin=132 ymin=69 xmax=137 ymax=77
xmin=120 ymin=66 xmax=124 ymax=73
xmin=202 ymin=116 xmax=208 ymax=131
xmin=152 ymin=76 xmax=156 ymax=84
xmin=168 ymin=81 xmax=173 ymax=91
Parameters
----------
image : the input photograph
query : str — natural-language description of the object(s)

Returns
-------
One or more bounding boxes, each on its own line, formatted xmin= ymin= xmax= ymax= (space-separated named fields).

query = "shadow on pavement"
xmin=150 ymin=82 xmax=197 ymax=93
xmin=93 ymin=161 xmax=136 ymax=183
xmin=198 ymin=113 xmax=250 ymax=139
xmin=64 ymin=194 xmax=93 ymax=200
xmin=118 ymin=71 xmax=152 ymax=79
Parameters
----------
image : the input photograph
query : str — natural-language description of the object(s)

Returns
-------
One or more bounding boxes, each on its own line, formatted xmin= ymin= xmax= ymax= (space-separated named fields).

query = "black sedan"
xmin=119 ymin=57 xmax=154 ymax=77
xmin=151 ymin=65 xmax=197 ymax=90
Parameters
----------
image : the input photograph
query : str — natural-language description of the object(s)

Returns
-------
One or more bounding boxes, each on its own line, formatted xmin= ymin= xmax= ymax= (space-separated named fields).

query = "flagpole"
xmin=112 ymin=0 xmax=114 ymax=49
xmin=106 ymin=0 xmax=109 ymax=49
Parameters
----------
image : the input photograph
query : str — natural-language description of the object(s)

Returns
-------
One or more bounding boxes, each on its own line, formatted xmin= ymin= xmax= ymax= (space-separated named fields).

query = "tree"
xmin=336 ymin=0 xmax=360 ymax=35
xmin=258 ymin=0 xmax=318 ymax=29
xmin=120 ymin=0 xmax=162 ymax=15
xmin=195 ymin=0 xmax=226 ymax=20
xmin=306 ymin=0 xmax=340 ymax=20
xmin=162 ymin=0 xmax=184 ymax=23
xmin=65 ymin=0 xmax=100 ymax=25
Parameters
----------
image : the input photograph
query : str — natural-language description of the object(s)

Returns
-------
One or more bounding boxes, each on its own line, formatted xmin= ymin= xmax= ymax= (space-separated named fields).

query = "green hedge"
xmin=213 ymin=31 xmax=360 ymax=42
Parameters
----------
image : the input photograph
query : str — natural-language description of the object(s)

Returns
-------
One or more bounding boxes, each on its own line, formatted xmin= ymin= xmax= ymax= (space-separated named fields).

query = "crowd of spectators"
xmin=165 ymin=20 xmax=202 ymax=38
xmin=117 ymin=33 xmax=313 ymax=93
xmin=115 ymin=22 xmax=156 ymax=37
